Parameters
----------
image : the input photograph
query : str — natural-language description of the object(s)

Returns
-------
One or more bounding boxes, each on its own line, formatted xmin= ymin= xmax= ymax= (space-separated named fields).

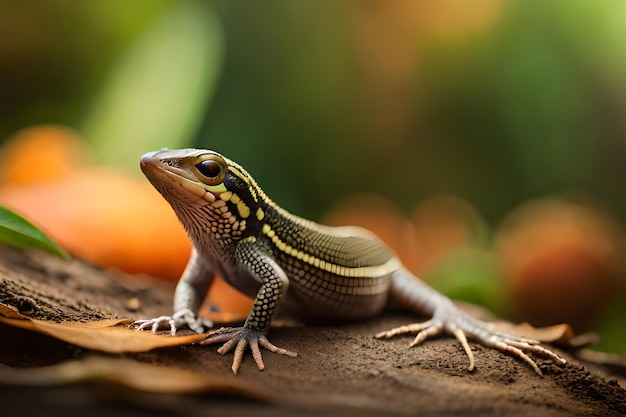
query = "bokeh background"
xmin=0 ymin=0 xmax=624 ymax=354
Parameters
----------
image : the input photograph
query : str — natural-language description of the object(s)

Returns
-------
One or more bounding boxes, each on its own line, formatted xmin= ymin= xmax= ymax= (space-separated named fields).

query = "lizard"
xmin=133 ymin=148 xmax=566 ymax=375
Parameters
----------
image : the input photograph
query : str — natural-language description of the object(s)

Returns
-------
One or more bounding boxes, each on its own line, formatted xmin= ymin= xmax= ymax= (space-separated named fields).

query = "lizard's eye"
xmin=196 ymin=160 xmax=222 ymax=178
xmin=194 ymin=155 xmax=227 ymax=185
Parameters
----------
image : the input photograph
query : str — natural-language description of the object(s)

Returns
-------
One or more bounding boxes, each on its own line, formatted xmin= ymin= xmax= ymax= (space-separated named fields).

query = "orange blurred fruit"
xmin=0 ymin=125 xmax=92 ymax=187
xmin=0 ymin=168 xmax=192 ymax=280
xmin=496 ymin=199 xmax=622 ymax=329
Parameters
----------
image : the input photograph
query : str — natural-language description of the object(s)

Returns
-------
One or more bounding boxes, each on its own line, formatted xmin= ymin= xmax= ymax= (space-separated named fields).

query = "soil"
xmin=0 ymin=246 xmax=625 ymax=417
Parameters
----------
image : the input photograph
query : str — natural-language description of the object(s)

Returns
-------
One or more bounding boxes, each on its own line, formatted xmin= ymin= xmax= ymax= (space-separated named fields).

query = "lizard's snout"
xmin=140 ymin=151 xmax=160 ymax=167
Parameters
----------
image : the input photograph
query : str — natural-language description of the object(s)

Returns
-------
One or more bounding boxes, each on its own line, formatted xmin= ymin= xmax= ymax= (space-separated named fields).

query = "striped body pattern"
xmin=260 ymin=204 xmax=400 ymax=320
xmin=141 ymin=148 xmax=399 ymax=329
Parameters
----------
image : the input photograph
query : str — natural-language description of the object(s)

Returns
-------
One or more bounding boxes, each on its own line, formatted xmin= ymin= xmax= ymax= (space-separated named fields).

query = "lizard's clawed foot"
xmin=375 ymin=312 xmax=566 ymax=376
xmin=201 ymin=326 xmax=298 ymax=374
xmin=132 ymin=308 xmax=212 ymax=335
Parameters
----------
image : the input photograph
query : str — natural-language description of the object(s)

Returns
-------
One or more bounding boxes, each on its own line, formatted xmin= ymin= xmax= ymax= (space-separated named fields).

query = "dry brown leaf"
xmin=0 ymin=356 xmax=270 ymax=401
xmin=491 ymin=321 xmax=575 ymax=344
xmin=0 ymin=304 xmax=207 ymax=353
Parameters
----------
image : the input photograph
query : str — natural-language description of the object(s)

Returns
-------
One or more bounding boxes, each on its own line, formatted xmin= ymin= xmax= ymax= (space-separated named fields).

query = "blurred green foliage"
xmin=0 ymin=0 xmax=625 ymax=354
xmin=2 ymin=0 xmax=626 ymax=221
xmin=0 ymin=0 xmax=176 ymax=135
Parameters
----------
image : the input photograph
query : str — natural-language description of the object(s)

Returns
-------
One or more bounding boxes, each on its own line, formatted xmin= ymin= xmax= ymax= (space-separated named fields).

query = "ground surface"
xmin=0 ymin=246 xmax=625 ymax=417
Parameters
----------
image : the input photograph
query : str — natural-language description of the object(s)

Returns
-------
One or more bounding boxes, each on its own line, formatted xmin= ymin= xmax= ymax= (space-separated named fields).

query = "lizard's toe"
xmin=202 ymin=327 xmax=297 ymax=374
xmin=131 ymin=309 xmax=211 ymax=335
xmin=376 ymin=310 xmax=566 ymax=375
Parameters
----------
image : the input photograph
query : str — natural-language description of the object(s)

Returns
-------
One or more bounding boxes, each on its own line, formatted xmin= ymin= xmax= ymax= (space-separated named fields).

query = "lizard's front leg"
xmin=200 ymin=242 xmax=297 ymax=374
xmin=133 ymin=249 xmax=214 ymax=335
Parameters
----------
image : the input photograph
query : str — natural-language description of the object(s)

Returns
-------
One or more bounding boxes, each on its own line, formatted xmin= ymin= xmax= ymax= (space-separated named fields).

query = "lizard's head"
xmin=140 ymin=148 xmax=265 ymax=245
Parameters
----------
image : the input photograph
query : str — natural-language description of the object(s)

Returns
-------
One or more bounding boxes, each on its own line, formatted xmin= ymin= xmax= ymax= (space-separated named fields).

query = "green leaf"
xmin=0 ymin=205 xmax=69 ymax=260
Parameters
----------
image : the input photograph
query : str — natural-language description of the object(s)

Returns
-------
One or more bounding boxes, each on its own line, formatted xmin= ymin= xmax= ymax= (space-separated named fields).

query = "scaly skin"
xmin=133 ymin=148 xmax=566 ymax=375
